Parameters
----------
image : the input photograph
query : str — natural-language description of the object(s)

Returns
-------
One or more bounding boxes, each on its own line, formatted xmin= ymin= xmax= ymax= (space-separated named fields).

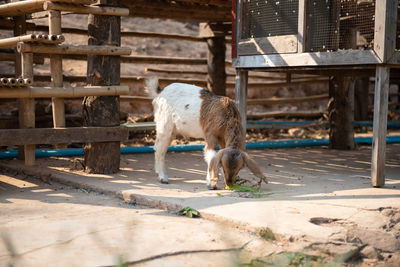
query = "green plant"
xmin=258 ymin=227 xmax=275 ymax=241
xmin=178 ymin=207 xmax=200 ymax=218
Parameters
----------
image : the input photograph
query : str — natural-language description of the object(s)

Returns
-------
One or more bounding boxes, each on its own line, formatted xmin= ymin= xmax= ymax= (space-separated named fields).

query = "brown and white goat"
xmin=146 ymin=78 xmax=267 ymax=189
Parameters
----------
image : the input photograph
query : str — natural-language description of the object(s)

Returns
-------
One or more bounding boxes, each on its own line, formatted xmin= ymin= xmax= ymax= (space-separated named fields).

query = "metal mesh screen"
xmin=309 ymin=0 xmax=376 ymax=52
xmin=241 ymin=0 xmax=299 ymax=39
xmin=241 ymin=0 xmax=376 ymax=52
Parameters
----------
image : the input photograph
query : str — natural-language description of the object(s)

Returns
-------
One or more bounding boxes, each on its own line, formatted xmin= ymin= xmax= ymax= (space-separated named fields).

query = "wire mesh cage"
xmin=241 ymin=0 xmax=299 ymax=39
xmin=240 ymin=0 xmax=376 ymax=53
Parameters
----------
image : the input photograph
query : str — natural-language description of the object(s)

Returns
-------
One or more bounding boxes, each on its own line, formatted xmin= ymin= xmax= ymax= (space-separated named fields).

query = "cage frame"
xmin=233 ymin=0 xmax=398 ymax=187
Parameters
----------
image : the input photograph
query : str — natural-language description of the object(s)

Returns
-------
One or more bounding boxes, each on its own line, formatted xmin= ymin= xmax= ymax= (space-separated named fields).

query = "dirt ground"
xmin=1 ymin=143 xmax=400 ymax=266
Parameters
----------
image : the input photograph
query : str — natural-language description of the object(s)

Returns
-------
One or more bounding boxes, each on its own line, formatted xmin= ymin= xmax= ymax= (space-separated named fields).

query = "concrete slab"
xmin=1 ymin=144 xmax=399 ymax=248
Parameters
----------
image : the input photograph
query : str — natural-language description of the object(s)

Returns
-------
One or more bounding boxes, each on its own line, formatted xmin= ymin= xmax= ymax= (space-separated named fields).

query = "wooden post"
xmin=328 ymin=76 xmax=355 ymax=150
xmin=83 ymin=0 xmax=121 ymax=174
xmin=328 ymin=20 xmax=357 ymax=149
xmin=370 ymin=0 xmax=397 ymax=187
xmin=200 ymin=23 xmax=226 ymax=96
xmin=371 ymin=67 xmax=390 ymax=187
xmin=22 ymin=52 xmax=35 ymax=166
xmin=354 ymin=77 xmax=370 ymax=121
xmin=49 ymin=10 xmax=66 ymax=149
xmin=13 ymin=15 xmax=26 ymax=160
xmin=235 ymin=69 xmax=248 ymax=132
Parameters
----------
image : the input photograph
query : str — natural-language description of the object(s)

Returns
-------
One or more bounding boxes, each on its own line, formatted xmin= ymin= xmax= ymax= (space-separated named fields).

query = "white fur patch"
xmin=204 ymin=149 xmax=217 ymax=165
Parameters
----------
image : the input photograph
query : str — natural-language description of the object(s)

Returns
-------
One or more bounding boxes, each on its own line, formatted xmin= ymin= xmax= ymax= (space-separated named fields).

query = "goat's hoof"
xmin=158 ymin=178 xmax=168 ymax=184
xmin=207 ymin=184 xmax=217 ymax=190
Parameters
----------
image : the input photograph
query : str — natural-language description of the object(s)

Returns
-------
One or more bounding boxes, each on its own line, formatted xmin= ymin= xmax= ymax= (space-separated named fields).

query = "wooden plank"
xmin=0 ymin=127 xmax=129 ymax=146
xmin=247 ymin=111 xmax=324 ymax=120
xmin=238 ymin=35 xmax=297 ymax=56
xmin=373 ymin=0 xmax=397 ymax=63
xmin=297 ymin=0 xmax=307 ymax=53
xmin=17 ymin=43 xmax=132 ymax=56
xmin=247 ymin=94 xmax=328 ymax=105
xmin=235 ymin=69 xmax=248 ymax=131
xmin=43 ymin=2 xmax=130 ymax=16
xmin=371 ymin=67 xmax=390 ymax=187
xmin=233 ymin=50 xmax=382 ymax=68
xmin=0 ymin=85 xmax=129 ymax=98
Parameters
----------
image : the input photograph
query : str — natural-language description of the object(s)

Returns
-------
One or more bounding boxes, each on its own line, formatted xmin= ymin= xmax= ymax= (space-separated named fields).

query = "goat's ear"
xmin=242 ymin=152 xmax=268 ymax=183
xmin=208 ymin=149 xmax=225 ymax=187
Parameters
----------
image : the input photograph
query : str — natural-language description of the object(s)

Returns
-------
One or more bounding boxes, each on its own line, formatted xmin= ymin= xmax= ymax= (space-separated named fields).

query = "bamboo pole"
xmin=43 ymin=2 xmax=130 ymax=16
xmin=17 ymin=43 xmax=132 ymax=56
xmin=49 ymin=9 xmax=66 ymax=149
xmin=0 ymin=85 xmax=129 ymax=98
xmin=0 ymin=77 xmax=32 ymax=87
xmin=0 ymin=0 xmax=97 ymax=16
xmin=0 ymin=33 xmax=65 ymax=48
xmin=21 ymin=52 xmax=35 ymax=166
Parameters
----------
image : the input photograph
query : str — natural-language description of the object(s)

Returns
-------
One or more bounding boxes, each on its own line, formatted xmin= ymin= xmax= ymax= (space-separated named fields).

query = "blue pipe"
xmin=1 ymin=135 xmax=400 ymax=159
xmin=247 ymin=120 xmax=400 ymax=128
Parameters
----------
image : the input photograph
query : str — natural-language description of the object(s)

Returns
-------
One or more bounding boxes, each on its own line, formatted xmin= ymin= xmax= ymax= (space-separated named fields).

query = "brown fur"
xmin=199 ymin=89 xmax=267 ymax=189
xmin=199 ymin=89 xmax=245 ymax=150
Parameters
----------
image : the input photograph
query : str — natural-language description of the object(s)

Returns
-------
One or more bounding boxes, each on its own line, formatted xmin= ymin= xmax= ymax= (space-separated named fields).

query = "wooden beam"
xmin=233 ymin=50 xmax=382 ymax=68
xmin=17 ymin=43 xmax=132 ymax=56
xmin=0 ymin=0 xmax=97 ymax=16
xmin=238 ymin=35 xmax=298 ymax=56
xmin=21 ymin=52 xmax=35 ymax=166
xmin=235 ymin=69 xmax=248 ymax=131
xmin=172 ymin=0 xmax=231 ymax=7
xmin=0 ymin=85 xmax=129 ymax=98
xmin=247 ymin=94 xmax=328 ymax=105
xmin=247 ymin=111 xmax=324 ymax=120
xmin=49 ymin=9 xmax=66 ymax=149
xmin=123 ymin=5 xmax=230 ymax=22
xmin=0 ymin=52 xmax=45 ymax=64
xmin=373 ymin=0 xmax=397 ymax=63
xmin=120 ymin=96 xmax=152 ymax=103
xmin=43 ymin=2 xmax=130 ymax=16
xmin=371 ymin=66 xmax=390 ymax=187
xmin=0 ymin=126 xmax=128 ymax=146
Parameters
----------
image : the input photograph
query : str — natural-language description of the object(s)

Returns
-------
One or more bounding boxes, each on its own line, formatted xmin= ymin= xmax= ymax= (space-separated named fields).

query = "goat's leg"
xmin=203 ymin=135 xmax=218 ymax=189
xmin=154 ymin=128 xmax=174 ymax=184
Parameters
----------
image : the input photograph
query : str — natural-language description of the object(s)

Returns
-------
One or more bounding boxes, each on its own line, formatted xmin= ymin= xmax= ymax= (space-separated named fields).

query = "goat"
xmin=145 ymin=77 xmax=267 ymax=189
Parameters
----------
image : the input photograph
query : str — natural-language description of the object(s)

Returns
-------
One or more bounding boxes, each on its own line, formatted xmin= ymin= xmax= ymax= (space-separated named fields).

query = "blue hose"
xmin=1 ymin=136 xmax=400 ymax=159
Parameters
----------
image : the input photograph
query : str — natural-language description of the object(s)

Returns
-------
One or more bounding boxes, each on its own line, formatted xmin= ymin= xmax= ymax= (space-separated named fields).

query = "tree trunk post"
xmin=83 ymin=0 xmax=121 ymax=174
xmin=200 ymin=22 xmax=226 ymax=96
xmin=328 ymin=76 xmax=356 ymax=149
xmin=354 ymin=77 xmax=370 ymax=122
xmin=328 ymin=21 xmax=356 ymax=149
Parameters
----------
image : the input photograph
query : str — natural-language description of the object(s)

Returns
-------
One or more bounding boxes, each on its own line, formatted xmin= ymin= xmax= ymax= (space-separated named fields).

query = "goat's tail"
xmin=144 ymin=77 xmax=159 ymax=99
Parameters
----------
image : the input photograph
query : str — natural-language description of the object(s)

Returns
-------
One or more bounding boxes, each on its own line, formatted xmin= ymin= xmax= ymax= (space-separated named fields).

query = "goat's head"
xmin=208 ymin=146 xmax=267 ymax=189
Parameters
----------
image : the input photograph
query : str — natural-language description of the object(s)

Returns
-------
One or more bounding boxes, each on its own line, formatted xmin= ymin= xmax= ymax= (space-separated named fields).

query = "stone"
xmin=348 ymin=228 xmax=400 ymax=253
xmin=360 ymin=245 xmax=378 ymax=259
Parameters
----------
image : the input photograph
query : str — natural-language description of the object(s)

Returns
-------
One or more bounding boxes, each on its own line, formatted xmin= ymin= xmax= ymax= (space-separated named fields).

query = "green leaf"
xmin=177 ymin=207 xmax=200 ymax=218
xmin=226 ymin=184 xmax=260 ymax=193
